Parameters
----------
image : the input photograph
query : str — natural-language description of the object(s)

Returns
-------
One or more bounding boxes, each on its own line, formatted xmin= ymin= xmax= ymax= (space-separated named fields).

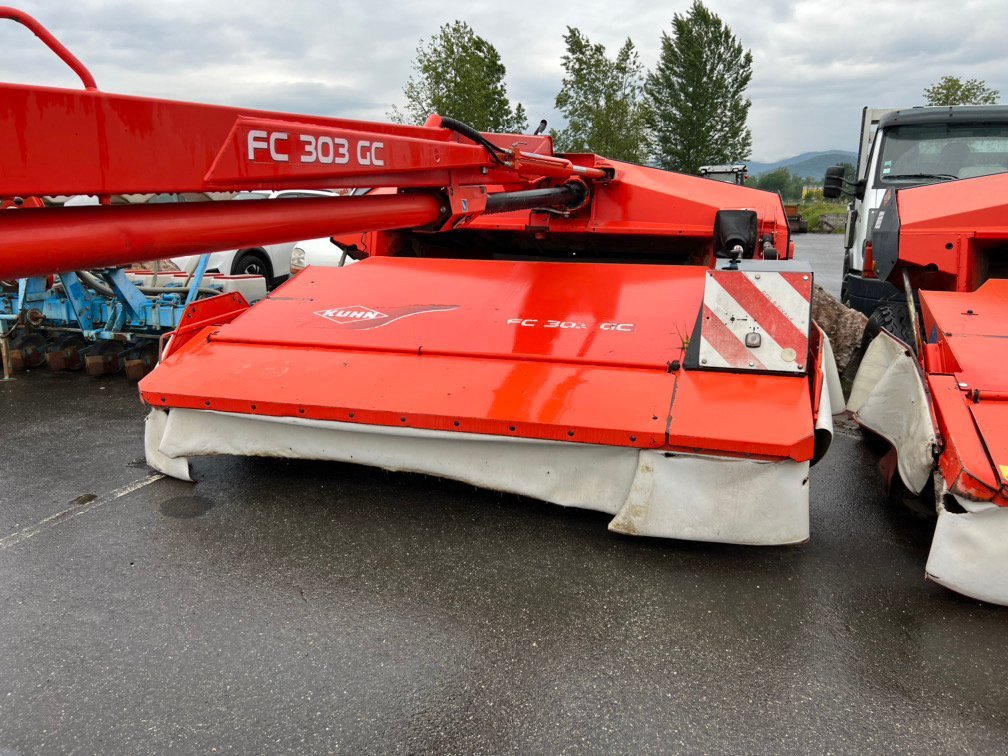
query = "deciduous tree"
xmin=390 ymin=21 xmax=527 ymax=132
xmin=552 ymin=28 xmax=649 ymax=162
xmin=924 ymin=76 xmax=999 ymax=106
xmin=644 ymin=1 xmax=752 ymax=174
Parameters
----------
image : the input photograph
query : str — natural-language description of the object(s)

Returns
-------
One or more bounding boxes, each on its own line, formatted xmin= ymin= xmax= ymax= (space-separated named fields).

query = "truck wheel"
xmin=231 ymin=249 xmax=273 ymax=288
xmin=865 ymin=302 xmax=914 ymax=346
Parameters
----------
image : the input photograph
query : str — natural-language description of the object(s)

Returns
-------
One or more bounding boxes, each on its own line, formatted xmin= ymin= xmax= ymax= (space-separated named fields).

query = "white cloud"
xmin=2 ymin=0 xmax=1005 ymax=160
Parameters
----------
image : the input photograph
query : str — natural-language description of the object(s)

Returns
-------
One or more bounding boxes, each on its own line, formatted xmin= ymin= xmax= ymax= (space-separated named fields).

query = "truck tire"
xmin=865 ymin=301 xmax=914 ymax=346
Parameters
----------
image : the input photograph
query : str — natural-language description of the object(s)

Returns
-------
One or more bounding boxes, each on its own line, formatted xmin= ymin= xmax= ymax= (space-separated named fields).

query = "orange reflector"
xmin=863 ymin=241 xmax=877 ymax=278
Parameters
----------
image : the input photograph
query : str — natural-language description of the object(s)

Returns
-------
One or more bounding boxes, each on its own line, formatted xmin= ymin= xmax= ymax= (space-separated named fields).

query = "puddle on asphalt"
xmin=159 ymin=495 xmax=215 ymax=519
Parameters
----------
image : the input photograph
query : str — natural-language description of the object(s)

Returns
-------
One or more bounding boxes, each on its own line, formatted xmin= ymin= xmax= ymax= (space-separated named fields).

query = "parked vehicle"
xmin=290 ymin=237 xmax=357 ymax=273
xmin=825 ymin=105 xmax=1008 ymax=315
xmin=172 ymin=189 xmax=338 ymax=288
xmin=698 ymin=163 xmax=747 ymax=185
xmin=826 ymin=106 xmax=1008 ymax=604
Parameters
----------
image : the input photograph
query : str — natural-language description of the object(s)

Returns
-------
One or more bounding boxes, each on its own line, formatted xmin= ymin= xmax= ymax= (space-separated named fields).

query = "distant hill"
xmin=747 ymin=150 xmax=857 ymax=179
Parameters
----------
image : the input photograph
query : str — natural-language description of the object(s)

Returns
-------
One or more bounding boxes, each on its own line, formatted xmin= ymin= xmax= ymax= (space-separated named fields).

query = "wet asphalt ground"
xmin=1 ymin=235 xmax=1007 ymax=754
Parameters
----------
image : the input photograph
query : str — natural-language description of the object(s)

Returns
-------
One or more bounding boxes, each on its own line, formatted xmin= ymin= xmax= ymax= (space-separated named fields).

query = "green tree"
xmin=389 ymin=21 xmax=527 ymax=132
xmin=924 ymin=76 xmax=999 ymax=106
xmin=552 ymin=28 xmax=649 ymax=162
xmin=644 ymin=1 xmax=753 ymax=174
xmin=755 ymin=167 xmax=791 ymax=196
xmin=746 ymin=168 xmax=809 ymax=201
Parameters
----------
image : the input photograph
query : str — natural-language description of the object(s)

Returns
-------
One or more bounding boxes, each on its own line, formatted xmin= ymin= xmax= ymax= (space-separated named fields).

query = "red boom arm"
xmin=0 ymin=8 xmax=790 ymax=280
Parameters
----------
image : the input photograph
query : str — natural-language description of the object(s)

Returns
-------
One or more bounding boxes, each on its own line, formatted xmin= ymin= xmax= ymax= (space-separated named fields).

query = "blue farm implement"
xmin=0 ymin=261 xmax=264 ymax=379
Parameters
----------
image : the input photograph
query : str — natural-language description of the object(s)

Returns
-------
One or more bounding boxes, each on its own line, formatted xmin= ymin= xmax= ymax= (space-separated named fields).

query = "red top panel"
xmin=897 ymin=172 xmax=1008 ymax=234
xmin=218 ymin=258 xmax=704 ymax=369
xmin=922 ymin=280 xmax=1008 ymax=392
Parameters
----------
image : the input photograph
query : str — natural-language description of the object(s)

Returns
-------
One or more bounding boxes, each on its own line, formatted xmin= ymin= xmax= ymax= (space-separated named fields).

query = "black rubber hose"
xmin=484 ymin=184 xmax=587 ymax=215
xmin=438 ymin=117 xmax=507 ymax=164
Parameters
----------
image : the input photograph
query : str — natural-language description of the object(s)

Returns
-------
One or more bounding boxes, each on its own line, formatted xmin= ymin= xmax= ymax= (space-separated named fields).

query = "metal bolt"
xmin=803 ymin=275 xmax=809 ymax=281
xmin=754 ymin=274 xmax=761 ymax=280
xmin=701 ymin=358 xmax=708 ymax=364
xmin=748 ymin=360 xmax=755 ymax=367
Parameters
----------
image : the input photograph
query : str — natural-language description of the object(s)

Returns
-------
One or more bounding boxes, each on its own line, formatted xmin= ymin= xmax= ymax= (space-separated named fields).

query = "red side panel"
xmin=970 ymin=403 xmax=1008 ymax=491
xmin=929 ymin=375 xmax=1003 ymax=500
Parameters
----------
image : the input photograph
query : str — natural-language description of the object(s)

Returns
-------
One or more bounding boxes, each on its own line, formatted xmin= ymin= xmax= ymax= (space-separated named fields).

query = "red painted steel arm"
xmin=0 ymin=77 xmax=608 ymax=277
xmin=0 ymin=7 xmax=97 ymax=90
xmin=0 ymin=81 xmax=593 ymax=197
xmin=0 ymin=11 xmax=612 ymax=278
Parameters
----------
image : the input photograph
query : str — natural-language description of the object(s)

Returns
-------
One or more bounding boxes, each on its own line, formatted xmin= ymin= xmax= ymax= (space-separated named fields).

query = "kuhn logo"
xmin=313 ymin=304 xmax=458 ymax=330
xmin=315 ymin=305 xmax=386 ymax=325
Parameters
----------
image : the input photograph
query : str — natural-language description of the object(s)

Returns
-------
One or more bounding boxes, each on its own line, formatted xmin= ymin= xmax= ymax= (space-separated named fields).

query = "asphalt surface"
xmin=2 ymin=236 xmax=1007 ymax=754
xmin=794 ymin=232 xmax=844 ymax=298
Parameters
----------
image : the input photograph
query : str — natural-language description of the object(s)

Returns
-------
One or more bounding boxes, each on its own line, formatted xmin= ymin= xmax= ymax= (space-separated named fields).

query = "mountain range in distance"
xmin=746 ymin=150 xmax=857 ymax=178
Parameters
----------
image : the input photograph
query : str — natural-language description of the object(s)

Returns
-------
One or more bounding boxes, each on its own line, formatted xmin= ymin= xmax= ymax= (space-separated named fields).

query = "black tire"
xmin=865 ymin=301 xmax=914 ymax=346
xmin=231 ymin=249 xmax=274 ymax=287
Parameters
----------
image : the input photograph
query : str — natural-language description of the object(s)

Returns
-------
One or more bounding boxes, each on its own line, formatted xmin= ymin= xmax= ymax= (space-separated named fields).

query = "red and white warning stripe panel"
xmin=696 ymin=269 xmax=812 ymax=374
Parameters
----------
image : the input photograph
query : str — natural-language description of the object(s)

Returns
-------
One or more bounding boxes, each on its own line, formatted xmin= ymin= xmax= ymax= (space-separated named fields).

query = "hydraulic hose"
xmin=439 ymin=117 xmax=508 ymax=165
xmin=484 ymin=183 xmax=587 ymax=215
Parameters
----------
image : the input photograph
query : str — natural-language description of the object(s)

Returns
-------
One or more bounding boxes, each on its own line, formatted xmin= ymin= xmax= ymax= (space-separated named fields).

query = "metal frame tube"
xmin=0 ymin=194 xmax=445 ymax=280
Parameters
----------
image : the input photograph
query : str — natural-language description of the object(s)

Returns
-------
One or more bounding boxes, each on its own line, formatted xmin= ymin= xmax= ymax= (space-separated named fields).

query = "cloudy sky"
xmin=2 ymin=0 xmax=1006 ymax=160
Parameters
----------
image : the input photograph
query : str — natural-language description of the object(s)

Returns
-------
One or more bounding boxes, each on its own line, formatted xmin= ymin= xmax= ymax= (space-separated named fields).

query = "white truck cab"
xmin=827 ymin=106 xmax=1008 ymax=314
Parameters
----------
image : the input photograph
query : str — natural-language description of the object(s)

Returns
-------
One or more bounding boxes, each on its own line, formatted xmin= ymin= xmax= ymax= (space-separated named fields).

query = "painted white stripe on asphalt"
xmin=0 ymin=473 xmax=164 ymax=551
